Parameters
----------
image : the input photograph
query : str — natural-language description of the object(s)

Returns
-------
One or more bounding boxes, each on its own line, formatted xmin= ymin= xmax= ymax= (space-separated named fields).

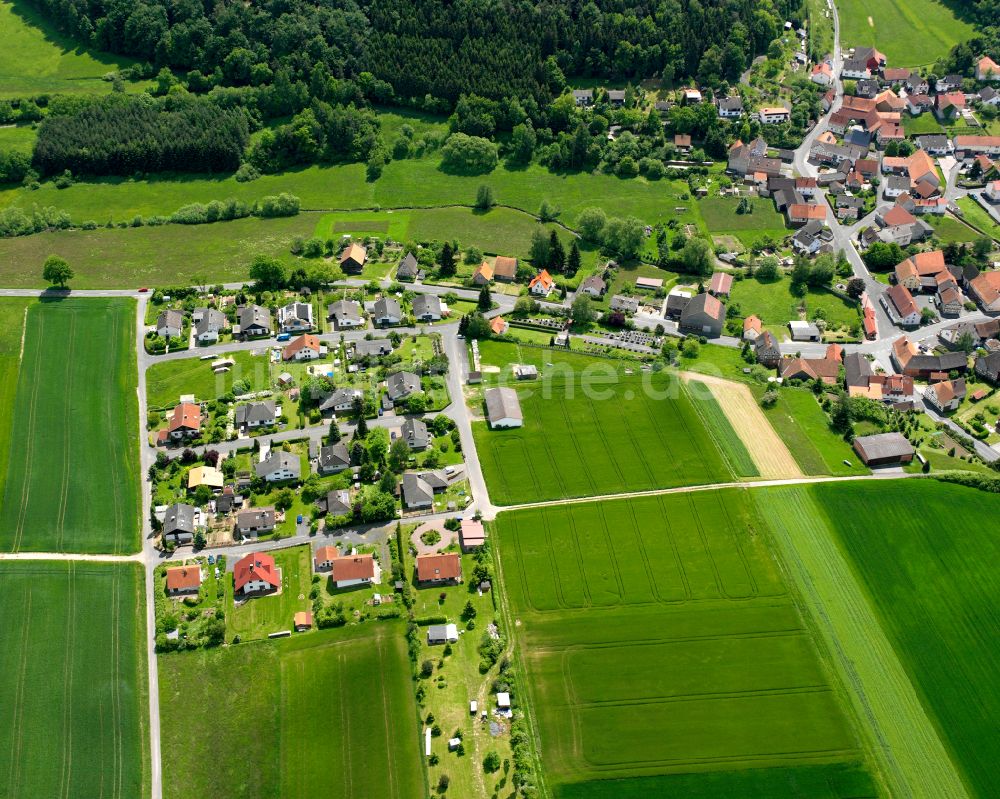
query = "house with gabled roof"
xmin=233 ymin=552 xmax=281 ymax=595
xmin=968 ymin=271 xmax=1000 ymax=313
xmin=237 ymin=305 xmax=272 ymax=338
xmin=372 ymin=297 xmax=403 ymax=326
xmin=317 ymin=442 xmax=351 ymax=475
xmin=472 ymin=260 xmax=494 ymax=285
xmin=387 ymin=371 xmax=421 ymax=402
xmin=339 ymin=242 xmax=366 ymax=273
xmin=156 ymin=309 xmax=184 ymax=339
xmin=679 ymin=293 xmax=725 ymax=337
xmin=493 ymin=256 xmax=517 ymax=282
xmin=235 ymin=507 xmax=276 ymax=536
xmin=396 ymin=251 xmax=419 ymax=281
xmin=166 ymin=564 xmax=201 ymax=595
xmin=277 ymin=302 xmax=313 ymax=333
xmin=235 ymin=400 xmax=278 ymax=430
xmin=255 ymin=450 xmax=301 ymax=483
xmin=925 ymin=378 xmax=966 ymax=412
xmin=327 ymin=299 xmax=364 ymax=329
xmin=412 ymin=294 xmax=443 ymax=322
xmin=194 ymin=308 xmax=226 ymax=344
xmin=162 ymin=503 xmax=197 ymax=544
xmin=976 ymin=55 xmax=1000 ymax=82
xmin=881 ymin=284 xmax=921 ymax=327
xmin=529 ymin=270 xmax=556 ymax=297
xmin=415 ymin=553 xmax=462 ymax=584
xmin=282 ymin=334 xmax=322 ymax=361
xmin=168 ymin=402 xmax=202 ymax=440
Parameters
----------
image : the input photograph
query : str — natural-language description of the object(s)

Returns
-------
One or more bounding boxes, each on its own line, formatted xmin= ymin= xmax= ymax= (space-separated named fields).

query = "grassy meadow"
xmin=0 ymin=561 xmax=149 ymax=798
xmin=0 ymin=297 xmax=141 ymax=553
xmin=472 ymin=345 xmax=732 ymax=504
xmin=698 ymin=195 xmax=789 ymax=248
xmin=0 ymin=122 xmax=37 ymax=153
xmin=809 ymin=479 xmax=1000 ymax=799
xmin=836 ymin=0 xmax=976 ymax=66
xmin=496 ymin=492 xmax=871 ymax=796
xmin=159 ymin=623 xmax=424 ymax=799
xmin=729 ymin=276 xmax=861 ymax=335
xmin=146 ymin=349 xmax=273 ymax=409
xmin=957 ymin=197 xmax=1000 ymax=241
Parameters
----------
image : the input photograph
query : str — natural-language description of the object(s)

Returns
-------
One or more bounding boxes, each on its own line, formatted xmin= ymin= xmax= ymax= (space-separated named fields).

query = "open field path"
xmin=681 ymin=371 xmax=802 ymax=479
xmin=763 ymin=487 xmax=970 ymax=799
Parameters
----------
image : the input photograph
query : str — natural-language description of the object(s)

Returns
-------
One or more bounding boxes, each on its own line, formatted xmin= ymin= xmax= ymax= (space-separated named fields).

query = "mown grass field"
xmin=0 ymin=122 xmax=37 ymax=153
xmin=0 ymin=561 xmax=149 ymax=799
xmin=809 ymin=479 xmax=1000 ymax=799
xmin=957 ymin=197 xmax=1000 ymax=241
xmin=224 ymin=545 xmax=313 ymax=641
xmin=159 ymin=623 xmax=424 ymax=799
xmin=0 ymin=298 xmax=141 ymax=553
xmin=0 ymin=298 xmax=30 ymax=517
xmin=472 ymin=346 xmax=732 ymax=504
xmin=0 ymin=0 xmax=141 ymax=96
xmin=729 ymin=276 xmax=861 ymax=334
xmin=147 ymin=349 xmax=273 ymax=409
xmin=928 ymin=213 xmax=983 ymax=244
xmin=698 ymin=196 xmax=789 ymax=248
xmin=836 ymin=0 xmax=976 ymax=66
xmin=496 ymin=492 xmax=870 ymax=797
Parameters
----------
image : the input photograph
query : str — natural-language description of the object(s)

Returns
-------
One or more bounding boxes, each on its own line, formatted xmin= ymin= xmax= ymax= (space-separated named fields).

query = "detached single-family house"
xmin=386 ymin=371 xmax=421 ymax=402
xmin=315 ymin=547 xmax=378 ymax=587
xmin=316 ymin=489 xmax=353 ymax=518
xmin=352 ymin=339 xmax=392 ymax=360
xmin=610 ymin=295 xmax=640 ymax=314
xmin=237 ymin=305 xmax=272 ymax=338
xmin=327 ymin=300 xmax=364 ymax=329
xmin=235 ymin=507 xmax=276 ymax=537
xmin=372 ymin=297 xmax=403 ymax=326
xmin=396 ymin=252 xmax=419 ymax=281
xmin=529 ymin=269 xmax=556 ymax=297
xmin=607 ymin=89 xmax=626 ymax=106
xmin=484 ymin=387 xmax=523 ymax=428
xmin=162 ymin=503 xmax=196 ymax=544
xmin=976 ymin=55 xmax=1000 ymax=81
xmin=679 ymin=293 xmax=725 ymax=338
xmin=572 ymin=89 xmax=594 ymax=107
xmin=255 ymin=451 xmax=301 ymax=483
xmin=278 ymin=302 xmax=313 ymax=333
xmin=339 ymin=242 xmax=367 ymax=274
xmin=427 ymin=623 xmax=459 ymax=645
xmin=578 ymin=275 xmax=607 ymax=298
xmin=187 ymin=465 xmax=223 ymax=491
xmin=319 ymin=387 xmax=364 ymax=415
xmin=412 ymin=294 xmax=443 ymax=322
xmin=881 ymin=284 xmax=922 ymax=327
xmin=282 ymin=334 xmax=322 ymax=361
xmin=401 ymin=418 xmax=430 ymax=450
xmin=743 ymin=315 xmax=762 ymax=341
xmin=811 ymin=62 xmax=834 ymax=86
xmin=401 ymin=473 xmax=435 ymax=509
xmin=317 ymin=442 xmax=351 ymax=475
xmin=416 ymin=553 xmax=462 ymax=585
xmin=852 ymin=433 xmax=914 ymax=466
xmin=926 ymin=378 xmax=966 ymax=412
xmin=166 ymin=565 xmax=201 ymax=595
xmin=754 ymin=331 xmax=782 ymax=367
xmin=968 ymin=271 xmax=1000 ymax=312
xmin=717 ymin=96 xmax=744 ymax=118
xmin=493 ymin=256 xmax=517 ymax=282
xmin=235 ymin=400 xmax=278 ymax=430
xmin=788 ymin=203 xmax=827 ymax=226
xmin=975 ymin=350 xmax=1000 ymax=384
xmin=194 ymin=308 xmax=226 ymax=344
xmin=156 ymin=309 xmax=184 ymax=339
xmin=168 ymin=402 xmax=202 ymax=440
xmin=758 ymin=106 xmax=790 ymax=124
xmin=472 ymin=261 xmax=494 ymax=285
xmin=233 ymin=552 xmax=281 ymax=595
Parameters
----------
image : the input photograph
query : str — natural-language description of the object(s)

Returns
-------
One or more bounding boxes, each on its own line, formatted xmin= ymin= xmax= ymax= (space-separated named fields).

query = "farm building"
xmin=852 ymin=433 xmax=915 ymax=466
xmin=340 ymin=242 xmax=367 ymax=273
xmin=293 ymin=611 xmax=313 ymax=631
xmin=484 ymin=387 xmax=523 ymax=428
xmin=165 ymin=564 xmax=201 ymax=595
xmin=416 ymin=553 xmax=462 ymax=585
xmin=460 ymin=519 xmax=487 ymax=551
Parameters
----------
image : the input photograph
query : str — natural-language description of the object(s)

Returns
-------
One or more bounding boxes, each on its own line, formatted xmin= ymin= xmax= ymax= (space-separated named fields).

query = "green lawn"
xmin=836 ymin=0 xmax=977 ymax=67
xmin=956 ymin=197 xmax=1000 ymax=241
xmin=497 ymin=493 xmax=870 ymax=795
xmin=698 ymin=195 xmax=789 ymax=248
xmin=0 ymin=0 xmax=143 ymax=97
xmin=0 ymin=122 xmax=37 ymax=153
xmin=146 ymin=349 xmax=273 ymax=409
xmin=472 ymin=345 xmax=732 ymax=504
xmin=729 ymin=276 xmax=861 ymax=336
xmin=0 ymin=298 xmax=30 ymax=518
xmin=0 ymin=297 xmax=141 ymax=553
xmin=159 ymin=623 xmax=424 ymax=799
xmin=902 ymin=114 xmax=946 ymax=137
xmin=0 ymin=561 xmax=149 ymax=798
xmin=928 ymin=213 xmax=983 ymax=244
xmin=224 ymin=545 xmax=314 ymax=641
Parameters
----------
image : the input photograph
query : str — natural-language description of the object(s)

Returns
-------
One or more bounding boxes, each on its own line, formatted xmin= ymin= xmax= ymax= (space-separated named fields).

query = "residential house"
xmin=187 ymin=465 xmax=223 ymax=491
xmin=282 ymin=334 xmax=322 ymax=361
xmin=953 ymin=135 xmax=1000 ymax=156
xmin=841 ymin=58 xmax=871 ymax=80
xmin=396 ymin=252 xmax=419 ymax=281
xmin=968 ymin=271 xmax=1000 ymax=312
xmin=852 ymin=433 xmax=914 ymax=466
xmin=743 ymin=315 xmax=762 ymax=341
xmin=679 ymin=293 xmax=726 ymax=337
xmin=915 ymin=134 xmax=951 ymax=155
xmin=327 ymin=299 xmax=364 ymax=329
xmin=372 ymin=297 xmax=403 ymax=326
xmin=316 ymin=489 xmax=353 ymax=518
xmin=578 ymin=274 xmax=607 ymax=298
xmin=255 ymin=451 xmax=301 ymax=483
xmin=237 ymin=305 xmax=272 ymax=338
xmin=936 ymin=281 xmax=965 ymax=318
xmin=156 ymin=309 xmax=184 ymax=339
xmin=193 ymin=308 xmax=226 ymax=344
xmin=339 ymin=242 xmax=367 ymax=274
xmin=166 ymin=565 xmax=201 ymax=595
xmin=415 ymin=553 xmax=462 ymax=585
xmin=610 ymin=295 xmax=640 ymax=314
xmin=489 ymin=316 xmax=509 ymax=335
xmin=674 ymin=134 xmax=692 ymax=152
xmin=843 ymin=352 xmax=873 ymax=389
xmin=277 ymin=302 xmax=313 ymax=333
xmin=319 ymin=387 xmax=363 ymax=415
xmin=974 ymin=350 xmax=1000 ymax=384
xmin=985 ymin=180 xmax=1000 ymax=203
xmin=754 ymin=330 xmax=782 ymax=367
xmin=493 ymin=256 xmax=518 ymax=282
xmin=401 ymin=473 xmax=434 ymax=509
xmin=979 ymin=86 xmax=1000 ymax=107
xmin=235 ymin=400 xmax=278 ymax=430
xmin=792 ymin=219 xmax=833 ymax=255
xmin=884 ymin=174 xmax=911 ymax=198
xmin=233 ymin=552 xmax=281 ymax=595
xmin=352 ymin=339 xmax=392 ymax=360
xmin=836 ymin=194 xmax=864 ymax=221
xmin=855 ymin=79 xmax=879 ymax=98
xmin=906 ymin=94 xmax=934 ymax=115
xmin=484 ymin=387 xmax=523 ymax=428
xmin=894 ymin=250 xmax=947 ymax=291
xmin=235 ymin=507 xmax=276 ymax=537
xmin=412 ymin=294 xmax=443 ymax=322
xmin=401 ymin=418 xmax=430 ymax=450
xmin=904 ymin=73 xmax=929 ymax=95
xmin=386 ymin=371 xmax=421 ymax=402
xmin=162 ymin=503 xmax=196 ymax=544
xmin=607 ymin=89 xmax=626 ymax=106
xmin=758 ymin=106 xmax=790 ymax=124
xmin=472 ymin=261 xmax=494 ymax=285
xmin=935 ymin=74 xmax=963 ymax=93
xmin=427 ymin=624 xmax=459 ymax=645
xmin=787 ymin=203 xmax=827 ymax=226
xmin=810 ymin=62 xmax=834 ymax=86
xmin=880 ymin=284 xmax=922 ymax=327
xmin=168 ymin=402 xmax=202 ymax=440
xmin=317 ymin=442 xmax=351 ymax=475
xmin=976 ymin=55 xmax=1000 ymax=81
xmin=316 ymin=549 xmax=377 ymax=588
xmin=572 ymin=89 xmax=594 ymax=106
xmin=528 ymin=270 xmax=556 ymax=297
xmin=882 ymin=67 xmax=911 ymax=84
xmin=460 ymin=519 xmax=487 ymax=551
xmin=936 ymin=92 xmax=966 ymax=120
xmin=795 ymin=176 xmax=818 ymax=196
xmin=708 ymin=272 xmax=733 ymax=298
xmin=682 ymin=88 xmax=702 ymax=104
xmin=717 ymin=96 xmax=744 ymax=118
xmin=925 ymin=378 xmax=966 ymax=412
xmin=891 ymin=336 xmax=967 ymax=377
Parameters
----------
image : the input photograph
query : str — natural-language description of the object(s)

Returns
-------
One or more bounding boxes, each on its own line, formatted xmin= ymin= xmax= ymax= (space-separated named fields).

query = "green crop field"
xmin=147 ymin=349 xmax=273 ymax=409
xmin=729 ymin=277 xmax=861 ymax=334
xmin=472 ymin=347 xmax=732 ymax=504
xmin=160 ymin=623 xmax=424 ymax=799
xmin=698 ymin=196 xmax=789 ymax=248
xmin=496 ymin=492 xmax=871 ymax=797
xmin=224 ymin=545 xmax=314 ymax=641
xmin=836 ymin=0 xmax=976 ymax=66
xmin=0 ymin=298 xmax=141 ymax=553
xmin=686 ymin=380 xmax=760 ymax=477
xmin=0 ymin=0 xmax=140 ymax=97
xmin=807 ymin=480 xmax=1000 ymax=799
xmin=0 ymin=561 xmax=149 ymax=798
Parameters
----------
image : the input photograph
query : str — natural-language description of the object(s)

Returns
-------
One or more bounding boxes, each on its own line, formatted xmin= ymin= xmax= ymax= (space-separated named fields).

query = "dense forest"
xmin=23 ymin=0 xmax=799 ymax=107
xmin=32 ymin=95 xmax=249 ymax=176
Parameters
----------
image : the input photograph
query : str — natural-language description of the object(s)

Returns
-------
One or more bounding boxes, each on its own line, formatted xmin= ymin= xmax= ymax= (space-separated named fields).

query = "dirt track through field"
xmin=681 ymin=373 xmax=802 ymax=480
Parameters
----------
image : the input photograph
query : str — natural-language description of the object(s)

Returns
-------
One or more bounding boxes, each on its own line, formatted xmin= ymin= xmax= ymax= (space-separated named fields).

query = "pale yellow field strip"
xmin=682 ymin=372 xmax=803 ymax=479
